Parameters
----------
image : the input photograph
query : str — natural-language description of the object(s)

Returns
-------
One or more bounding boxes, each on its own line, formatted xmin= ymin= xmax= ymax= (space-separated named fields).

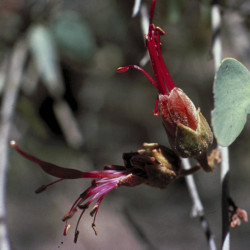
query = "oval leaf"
xmin=28 ymin=25 xmax=64 ymax=97
xmin=212 ymin=58 xmax=250 ymax=146
xmin=50 ymin=12 xmax=96 ymax=64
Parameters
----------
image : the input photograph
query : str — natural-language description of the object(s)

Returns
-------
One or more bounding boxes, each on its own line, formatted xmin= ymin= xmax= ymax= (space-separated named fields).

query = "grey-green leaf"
xmin=28 ymin=25 xmax=64 ymax=97
xmin=50 ymin=11 xmax=96 ymax=64
xmin=212 ymin=58 xmax=250 ymax=146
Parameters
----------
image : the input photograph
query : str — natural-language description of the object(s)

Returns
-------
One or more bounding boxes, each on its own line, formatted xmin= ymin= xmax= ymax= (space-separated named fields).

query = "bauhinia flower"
xmin=10 ymin=140 xmax=200 ymax=243
xmin=117 ymin=0 xmax=213 ymax=171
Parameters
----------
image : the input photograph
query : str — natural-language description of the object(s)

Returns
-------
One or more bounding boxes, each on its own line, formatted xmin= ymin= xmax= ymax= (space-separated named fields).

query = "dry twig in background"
xmin=0 ymin=38 xmax=28 ymax=250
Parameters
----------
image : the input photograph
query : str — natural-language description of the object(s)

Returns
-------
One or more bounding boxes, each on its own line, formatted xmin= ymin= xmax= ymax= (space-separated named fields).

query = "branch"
xmin=132 ymin=0 xmax=142 ymax=17
xmin=139 ymin=3 xmax=150 ymax=67
xmin=211 ymin=2 xmax=230 ymax=250
xmin=0 ymin=38 xmax=28 ymax=250
xmin=181 ymin=158 xmax=217 ymax=250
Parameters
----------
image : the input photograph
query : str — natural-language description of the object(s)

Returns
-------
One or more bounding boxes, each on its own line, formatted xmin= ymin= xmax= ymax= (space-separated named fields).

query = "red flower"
xmin=117 ymin=0 xmax=213 ymax=170
xmin=11 ymin=140 xmax=199 ymax=242
xmin=10 ymin=140 xmax=145 ymax=242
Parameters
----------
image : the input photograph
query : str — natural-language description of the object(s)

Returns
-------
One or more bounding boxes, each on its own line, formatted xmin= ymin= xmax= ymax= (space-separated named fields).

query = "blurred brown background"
xmin=2 ymin=0 xmax=250 ymax=249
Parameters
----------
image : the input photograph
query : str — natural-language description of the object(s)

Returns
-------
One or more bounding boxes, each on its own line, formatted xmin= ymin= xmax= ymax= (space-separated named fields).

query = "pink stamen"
xmin=90 ymin=195 xmax=104 ymax=235
xmin=79 ymin=179 xmax=119 ymax=204
xmin=70 ymin=178 xmax=121 ymax=242
xmin=81 ymin=170 xmax=127 ymax=179
xmin=35 ymin=178 xmax=64 ymax=193
xmin=74 ymin=209 xmax=84 ymax=243
xmin=63 ymin=223 xmax=71 ymax=236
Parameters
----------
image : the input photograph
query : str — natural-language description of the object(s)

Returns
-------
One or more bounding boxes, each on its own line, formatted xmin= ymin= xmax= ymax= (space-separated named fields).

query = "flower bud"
xmin=159 ymin=87 xmax=213 ymax=160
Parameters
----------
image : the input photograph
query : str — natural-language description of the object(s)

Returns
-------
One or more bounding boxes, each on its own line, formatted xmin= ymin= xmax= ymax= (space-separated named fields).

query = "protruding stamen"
xmin=117 ymin=65 xmax=158 ymax=88
xmin=153 ymin=98 xmax=160 ymax=116
xmin=35 ymin=178 xmax=65 ymax=193
xmin=74 ymin=230 xmax=79 ymax=243
xmin=90 ymin=205 xmax=98 ymax=217
xmin=117 ymin=66 xmax=129 ymax=73
xmin=10 ymin=140 xmax=17 ymax=147
xmin=92 ymin=223 xmax=98 ymax=236
xmin=90 ymin=197 xmax=104 ymax=236
xmin=63 ymin=223 xmax=71 ymax=236
xmin=62 ymin=208 xmax=78 ymax=221
xmin=74 ymin=210 xmax=85 ymax=243
xmin=156 ymin=26 xmax=165 ymax=35
xmin=35 ymin=185 xmax=47 ymax=193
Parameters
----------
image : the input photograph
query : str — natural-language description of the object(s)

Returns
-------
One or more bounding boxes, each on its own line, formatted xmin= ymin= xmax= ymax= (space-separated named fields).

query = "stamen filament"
xmin=35 ymin=178 xmax=64 ymax=193
xmin=147 ymin=25 xmax=175 ymax=94
xmin=117 ymin=65 xmax=158 ymax=88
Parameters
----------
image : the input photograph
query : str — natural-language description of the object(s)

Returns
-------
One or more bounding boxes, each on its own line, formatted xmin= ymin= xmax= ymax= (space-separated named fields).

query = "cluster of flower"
xmin=10 ymin=0 xmax=217 ymax=243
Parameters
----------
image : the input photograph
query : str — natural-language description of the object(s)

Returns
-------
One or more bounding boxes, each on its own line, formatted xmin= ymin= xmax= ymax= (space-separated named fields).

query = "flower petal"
xmin=10 ymin=141 xmax=85 ymax=179
xmin=167 ymin=88 xmax=198 ymax=131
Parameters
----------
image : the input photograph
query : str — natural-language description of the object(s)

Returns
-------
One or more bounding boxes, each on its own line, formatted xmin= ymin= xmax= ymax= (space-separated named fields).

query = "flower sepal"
xmin=169 ymin=109 xmax=213 ymax=157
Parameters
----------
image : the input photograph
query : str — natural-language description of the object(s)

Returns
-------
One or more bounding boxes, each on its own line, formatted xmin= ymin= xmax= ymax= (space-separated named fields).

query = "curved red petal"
xmin=10 ymin=141 xmax=86 ymax=179
xmin=159 ymin=94 xmax=176 ymax=135
xmin=167 ymin=88 xmax=198 ymax=131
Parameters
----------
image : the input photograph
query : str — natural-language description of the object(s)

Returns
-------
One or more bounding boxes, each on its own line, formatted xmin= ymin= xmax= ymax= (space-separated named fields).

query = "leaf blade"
xmin=212 ymin=58 xmax=250 ymax=146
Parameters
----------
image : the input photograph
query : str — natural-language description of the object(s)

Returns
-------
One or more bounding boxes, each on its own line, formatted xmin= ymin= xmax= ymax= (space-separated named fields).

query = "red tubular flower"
xmin=11 ymin=140 xmax=199 ymax=242
xmin=10 ymin=140 xmax=145 ymax=243
xmin=117 ymin=0 xmax=213 ymax=170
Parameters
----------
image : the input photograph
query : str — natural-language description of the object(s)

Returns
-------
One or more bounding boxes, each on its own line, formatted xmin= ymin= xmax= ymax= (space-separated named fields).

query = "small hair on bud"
xmin=117 ymin=66 xmax=129 ymax=73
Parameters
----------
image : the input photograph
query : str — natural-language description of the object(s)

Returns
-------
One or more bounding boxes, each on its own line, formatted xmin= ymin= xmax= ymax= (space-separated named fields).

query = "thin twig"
xmin=53 ymin=100 xmax=84 ymax=148
xmin=182 ymin=158 xmax=217 ymax=250
xmin=0 ymin=54 xmax=9 ymax=95
xmin=211 ymin=1 xmax=222 ymax=72
xmin=0 ymin=38 xmax=28 ymax=250
xmin=132 ymin=0 xmax=142 ymax=17
xmin=211 ymin=2 xmax=230 ymax=250
xmin=29 ymin=25 xmax=84 ymax=148
xmin=139 ymin=4 xmax=150 ymax=67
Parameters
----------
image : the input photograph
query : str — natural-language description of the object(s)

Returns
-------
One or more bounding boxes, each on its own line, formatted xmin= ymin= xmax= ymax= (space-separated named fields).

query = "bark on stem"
xmin=182 ymin=158 xmax=217 ymax=250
